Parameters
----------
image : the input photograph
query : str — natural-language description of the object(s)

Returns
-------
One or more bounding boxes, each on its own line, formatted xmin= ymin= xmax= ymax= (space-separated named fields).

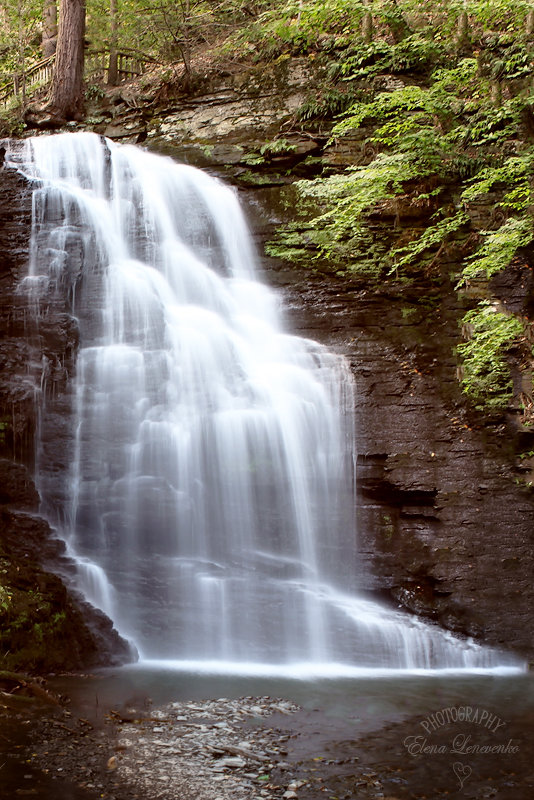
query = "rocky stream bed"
xmin=2 ymin=672 xmax=534 ymax=800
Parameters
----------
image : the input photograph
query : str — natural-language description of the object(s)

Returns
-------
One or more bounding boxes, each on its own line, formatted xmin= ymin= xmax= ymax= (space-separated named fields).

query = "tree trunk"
xmin=42 ymin=0 xmax=58 ymax=57
xmin=17 ymin=0 xmax=26 ymax=106
xmin=456 ymin=0 xmax=469 ymax=49
xmin=107 ymin=0 xmax=118 ymax=85
xmin=382 ymin=0 xmax=411 ymax=43
xmin=48 ymin=0 xmax=85 ymax=121
xmin=490 ymin=79 xmax=502 ymax=107
xmin=526 ymin=9 xmax=534 ymax=37
xmin=362 ymin=12 xmax=373 ymax=43
xmin=456 ymin=10 xmax=469 ymax=44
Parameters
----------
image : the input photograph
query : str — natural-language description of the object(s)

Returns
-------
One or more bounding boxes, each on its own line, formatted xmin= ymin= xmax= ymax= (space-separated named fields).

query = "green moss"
xmin=0 ymin=418 xmax=10 ymax=447
xmin=381 ymin=513 xmax=395 ymax=544
xmin=0 ymin=578 xmax=71 ymax=672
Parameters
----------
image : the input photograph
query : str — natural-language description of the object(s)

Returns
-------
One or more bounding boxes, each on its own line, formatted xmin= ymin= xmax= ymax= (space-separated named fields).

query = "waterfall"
xmin=9 ymin=132 xmax=521 ymax=673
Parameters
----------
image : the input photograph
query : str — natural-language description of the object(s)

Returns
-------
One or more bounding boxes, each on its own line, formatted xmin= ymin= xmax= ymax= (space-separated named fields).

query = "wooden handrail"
xmin=0 ymin=50 xmax=147 ymax=109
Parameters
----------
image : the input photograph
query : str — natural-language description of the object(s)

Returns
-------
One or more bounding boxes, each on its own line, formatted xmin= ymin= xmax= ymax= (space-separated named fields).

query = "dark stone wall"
xmin=257 ymin=221 xmax=534 ymax=661
xmin=0 ymin=165 xmax=36 ymax=466
xmin=0 ymin=158 xmax=133 ymax=673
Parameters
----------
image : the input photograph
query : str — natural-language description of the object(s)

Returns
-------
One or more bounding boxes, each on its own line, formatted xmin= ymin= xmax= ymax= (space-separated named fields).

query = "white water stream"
xmin=9 ymin=132 xmax=522 ymax=672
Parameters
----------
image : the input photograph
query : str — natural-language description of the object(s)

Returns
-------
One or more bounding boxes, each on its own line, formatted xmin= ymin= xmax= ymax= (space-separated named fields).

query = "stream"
xmin=2 ymin=666 xmax=533 ymax=799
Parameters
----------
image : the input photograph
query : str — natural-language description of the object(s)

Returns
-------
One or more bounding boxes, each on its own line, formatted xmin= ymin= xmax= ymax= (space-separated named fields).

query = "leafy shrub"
xmin=457 ymin=301 xmax=524 ymax=410
xmin=459 ymin=217 xmax=534 ymax=284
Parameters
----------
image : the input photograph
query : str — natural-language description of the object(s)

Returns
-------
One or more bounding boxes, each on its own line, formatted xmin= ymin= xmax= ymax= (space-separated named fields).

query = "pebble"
xmin=217 ymin=757 xmax=247 ymax=768
xmin=28 ymin=695 xmax=301 ymax=800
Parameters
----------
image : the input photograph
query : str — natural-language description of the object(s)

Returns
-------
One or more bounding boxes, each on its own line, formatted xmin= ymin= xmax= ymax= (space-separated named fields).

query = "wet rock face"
xmin=0 ymin=505 xmax=133 ymax=672
xmin=0 ymin=157 xmax=132 ymax=673
xmin=237 ymin=181 xmax=534 ymax=660
xmin=259 ymin=245 xmax=534 ymax=660
xmin=0 ymin=166 xmax=35 ymax=466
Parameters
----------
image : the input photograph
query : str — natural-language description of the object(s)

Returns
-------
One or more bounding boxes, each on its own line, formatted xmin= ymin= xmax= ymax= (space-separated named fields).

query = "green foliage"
xmin=265 ymin=227 xmax=311 ymax=263
xmin=266 ymin=220 xmax=386 ymax=278
xmin=0 ymin=0 xmax=41 ymax=72
xmin=85 ymin=83 xmax=106 ymax=101
xmin=0 ymin=576 xmax=71 ymax=670
xmin=271 ymin=13 xmax=534 ymax=289
xmin=481 ymin=45 xmax=533 ymax=81
xmin=459 ymin=217 xmax=534 ymax=284
xmin=457 ymin=301 xmax=524 ymax=410
xmin=466 ymin=0 xmax=530 ymax=33
xmin=338 ymin=34 xmax=445 ymax=82
xmin=332 ymin=85 xmax=436 ymax=136
xmin=259 ymin=138 xmax=297 ymax=155
xmin=461 ymin=153 xmax=534 ymax=212
xmin=390 ymin=211 xmax=469 ymax=272
xmin=455 ymin=96 xmax=533 ymax=148
xmin=87 ymin=0 xmax=247 ymax=62
xmin=240 ymin=137 xmax=298 ymax=168
xmin=270 ymin=153 xmax=416 ymax=270
xmin=0 ymin=584 xmax=12 ymax=613
xmin=332 ymin=58 xmax=478 ymax=146
xmin=226 ymin=0 xmax=367 ymax=59
xmin=297 ymin=88 xmax=357 ymax=122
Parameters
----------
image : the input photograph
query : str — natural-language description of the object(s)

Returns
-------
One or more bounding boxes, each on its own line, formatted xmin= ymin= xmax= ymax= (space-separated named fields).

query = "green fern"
xmin=390 ymin=212 xmax=469 ymax=272
xmin=457 ymin=301 xmax=524 ymax=410
xmin=459 ymin=217 xmax=534 ymax=284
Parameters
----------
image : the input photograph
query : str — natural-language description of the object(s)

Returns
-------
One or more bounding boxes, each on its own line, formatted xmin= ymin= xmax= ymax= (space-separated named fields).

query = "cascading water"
xmin=9 ymin=132 xmax=521 ymax=673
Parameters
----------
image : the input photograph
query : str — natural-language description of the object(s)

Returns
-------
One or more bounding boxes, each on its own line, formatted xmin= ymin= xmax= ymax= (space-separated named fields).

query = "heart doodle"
xmin=453 ymin=761 xmax=472 ymax=788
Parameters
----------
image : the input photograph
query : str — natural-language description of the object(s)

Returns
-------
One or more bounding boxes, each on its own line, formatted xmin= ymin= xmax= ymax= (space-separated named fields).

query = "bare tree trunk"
xmin=362 ymin=12 xmax=373 ymax=43
xmin=457 ymin=11 xmax=468 ymax=40
xmin=42 ymin=0 xmax=58 ymax=57
xmin=490 ymin=79 xmax=502 ymax=106
xmin=107 ymin=0 xmax=118 ymax=85
xmin=526 ymin=8 xmax=534 ymax=37
xmin=456 ymin=0 xmax=469 ymax=48
xmin=17 ymin=0 xmax=26 ymax=106
xmin=48 ymin=0 xmax=85 ymax=120
xmin=382 ymin=0 xmax=411 ymax=43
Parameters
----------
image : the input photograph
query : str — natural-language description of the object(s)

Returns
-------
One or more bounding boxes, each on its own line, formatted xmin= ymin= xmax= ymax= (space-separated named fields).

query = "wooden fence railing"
xmin=0 ymin=50 xmax=147 ymax=109
xmin=0 ymin=55 xmax=55 ymax=108
xmin=84 ymin=50 xmax=148 ymax=84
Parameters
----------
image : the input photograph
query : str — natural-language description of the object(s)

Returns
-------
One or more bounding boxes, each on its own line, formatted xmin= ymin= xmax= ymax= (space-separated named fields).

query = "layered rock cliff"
xmin=264 ymin=252 xmax=534 ymax=658
xmin=0 ymin=159 xmax=132 ymax=672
